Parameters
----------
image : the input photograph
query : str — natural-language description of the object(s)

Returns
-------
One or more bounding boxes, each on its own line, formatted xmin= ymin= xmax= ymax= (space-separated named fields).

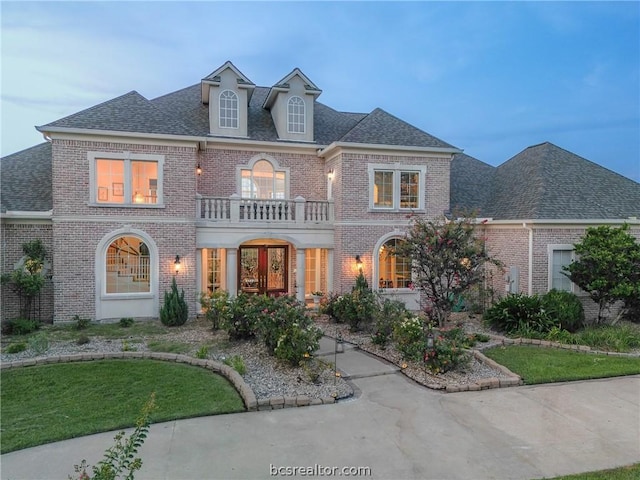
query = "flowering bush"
xmin=372 ymin=299 xmax=407 ymax=347
xmin=223 ymin=293 xmax=259 ymax=339
xmin=200 ymin=290 xmax=232 ymax=330
xmin=393 ymin=315 xmax=425 ymax=362
xmin=424 ymin=327 xmax=470 ymax=373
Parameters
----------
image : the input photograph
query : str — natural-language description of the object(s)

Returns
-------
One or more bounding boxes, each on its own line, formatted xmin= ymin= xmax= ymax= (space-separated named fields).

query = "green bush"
xmin=393 ymin=315 xmax=425 ymax=362
xmin=119 ymin=317 xmax=134 ymax=328
xmin=425 ymin=327 xmax=471 ymax=373
xmin=372 ymin=299 xmax=407 ymax=347
xmin=544 ymin=326 xmax=577 ymax=344
xmin=541 ymin=289 xmax=584 ymax=332
xmin=160 ymin=278 xmax=188 ymax=327
xmin=322 ymin=284 xmax=377 ymax=332
xmin=195 ymin=345 xmax=209 ymax=359
xmin=272 ymin=310 xmax=323 ymax=366
xmin=77 ymin=334 xmax=91 ymax=345
xmin=28 ymin=332 xmax=49 ymax=356
xmin=200 ymin=290 xmax=231 ymax=330
xmin=5 ymin=318 xmax=41 ymax=335
xmin=5 ymin=342 xmax=27 ymax=354
xmin=223 ymin=293 xmax=258 ymax=339
xmin=574 ymin=324 xmax=640 ymax=352
xmin=223 ymin=355 xmax=247 ymax=375
xmin=73 ymin=315 xmax=91 ymax=330
xmin=484 ymin=294 xmax=554 ymax=335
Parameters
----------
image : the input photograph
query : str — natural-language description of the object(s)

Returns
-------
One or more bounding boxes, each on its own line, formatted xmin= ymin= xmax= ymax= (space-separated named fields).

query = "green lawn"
xmin=484 ymin=345 xmax=640 ymax=384
xmin=0 ymin=360 xmax=245 ymax=453
xmin=542 ymin=463 xmax=640 ymax=480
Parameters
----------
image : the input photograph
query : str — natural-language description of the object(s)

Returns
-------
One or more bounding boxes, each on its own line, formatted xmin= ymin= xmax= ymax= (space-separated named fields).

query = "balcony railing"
xmin=196 ymin=194 xmax=334 ymax=224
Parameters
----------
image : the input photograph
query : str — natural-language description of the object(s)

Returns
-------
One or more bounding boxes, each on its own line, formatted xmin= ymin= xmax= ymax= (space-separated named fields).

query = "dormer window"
xmin=287 ymin=96 xmax=305 ymax=133
xmin=219 ymin=90 xmax=239 ymax=129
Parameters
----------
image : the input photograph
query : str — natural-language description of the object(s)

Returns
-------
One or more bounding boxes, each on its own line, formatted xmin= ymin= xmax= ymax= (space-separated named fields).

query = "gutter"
xmin=317 ymin=141 xmax=462 ymax=159
xmin=1 ymin=210 xmax=53 ymax=220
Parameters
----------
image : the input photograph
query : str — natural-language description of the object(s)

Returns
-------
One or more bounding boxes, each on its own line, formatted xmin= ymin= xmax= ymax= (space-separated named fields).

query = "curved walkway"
xmin=2 ymin=342 xmax=639 ymax=480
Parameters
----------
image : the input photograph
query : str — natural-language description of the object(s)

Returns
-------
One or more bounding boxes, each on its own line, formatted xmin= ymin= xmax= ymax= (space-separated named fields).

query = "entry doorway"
xmin=238 ymin=245 xmax=288 ymax=295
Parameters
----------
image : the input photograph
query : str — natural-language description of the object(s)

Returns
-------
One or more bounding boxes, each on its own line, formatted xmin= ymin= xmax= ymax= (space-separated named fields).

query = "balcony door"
xmin=239 ymin=245 xmax=287 ymax=295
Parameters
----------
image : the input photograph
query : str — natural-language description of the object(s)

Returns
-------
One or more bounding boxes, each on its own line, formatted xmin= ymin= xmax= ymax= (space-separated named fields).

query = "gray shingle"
xmin=1 ymin=143 xmax=52 ymax=212
xmin=450 ymin=153 xmax=496 ymax=216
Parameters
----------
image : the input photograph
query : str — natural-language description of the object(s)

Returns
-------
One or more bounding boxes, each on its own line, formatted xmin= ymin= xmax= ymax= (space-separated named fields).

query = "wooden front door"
xmin=238 ymin=246 xmax=287 ymax=296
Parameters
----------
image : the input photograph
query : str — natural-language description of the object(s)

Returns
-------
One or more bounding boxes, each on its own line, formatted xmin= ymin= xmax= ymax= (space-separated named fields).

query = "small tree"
xmin=395 ymin=216 xmax=499 ymax=327
xmin=1 ymin=239 xmax=48 ymax=320
xmin=563 ymin=224 xmax=640 ymax=324
xmin=159 ymin=277 xmax=188 ymax=326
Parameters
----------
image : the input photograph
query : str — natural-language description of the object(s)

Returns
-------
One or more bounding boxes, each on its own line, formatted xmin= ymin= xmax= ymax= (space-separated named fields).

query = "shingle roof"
xmin=480 ymin=142 xmax=640 ymax=220
xmin=450 ymin=153 xmax=496 ymax=216
xmin=38 ymin=91 xmax=195 ymax=136
xmin=1 ymin=142 xmax=52 ymax=212
xmin=338 ymin=108 xmax=457 ymax=149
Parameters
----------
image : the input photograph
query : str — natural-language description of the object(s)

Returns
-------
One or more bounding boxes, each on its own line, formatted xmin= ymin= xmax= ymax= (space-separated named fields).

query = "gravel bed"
xmin=0 ymin=321 xmax=353 ymax=402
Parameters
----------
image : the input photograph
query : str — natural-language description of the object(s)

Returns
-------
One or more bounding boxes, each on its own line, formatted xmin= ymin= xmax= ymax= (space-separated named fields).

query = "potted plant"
xmin=311 ymin=291 xmax=323 ymax=307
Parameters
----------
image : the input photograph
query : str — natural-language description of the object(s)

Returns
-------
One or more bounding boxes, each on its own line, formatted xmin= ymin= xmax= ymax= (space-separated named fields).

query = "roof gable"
xmin=263 ymin=68 xmax=321 ymax=109
xmin=37 ymin=91 xmax=194 ymax=136
xmin=201 ymin=61 xmax=255 ymax=104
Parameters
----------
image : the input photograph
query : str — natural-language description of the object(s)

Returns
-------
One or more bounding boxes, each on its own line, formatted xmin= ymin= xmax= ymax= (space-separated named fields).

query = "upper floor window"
xmin=548 ymin=245 xmax=575 ymax=292
xmin=287 ymin=96 xmax=305 ymax=133
xmin=240 ymin=159 xmax=287 ymax=199
xmin=220 ymin=90 xmax=239 ymax=129
xmin=368 ymin=164 xmax=426 ymax=211
xmin=106 ymin=236 xmax=150 ymax=294
xmin=91 ymin=152 xmax=164 ymax=206
xmin=378 ymin=238 xmax=412 ymax=289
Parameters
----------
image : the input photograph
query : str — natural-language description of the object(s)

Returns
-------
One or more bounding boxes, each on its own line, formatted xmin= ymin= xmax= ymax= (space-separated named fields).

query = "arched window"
xmin=105 ymin=236 xmax=150 ymax=294
xmin=220 ymin=90 xmax=239 ymax=128
xmin=287 ymin=96 xmax=305 ymax=133
xmin=378 ymin=238 xmax=412 ymax=289
xmin=241 ymin=159 xmax=286 ymax=199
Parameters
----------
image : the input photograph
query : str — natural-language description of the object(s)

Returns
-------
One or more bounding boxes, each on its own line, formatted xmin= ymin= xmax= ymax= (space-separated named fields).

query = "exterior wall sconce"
xmin=327 ymin=169 xmax=334 ymax=181
xmin=355 ymin=255 xmax=363 ymax=272
xmin=196 ymin=163 xmax=202 ymax=176
xmin=174 ymin=255 xmax=181 ymax=274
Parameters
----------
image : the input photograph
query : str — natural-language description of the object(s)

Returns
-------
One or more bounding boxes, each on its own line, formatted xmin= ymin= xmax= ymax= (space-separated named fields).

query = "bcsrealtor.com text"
xmin=270 ymin=464 xmax=372 ymax=477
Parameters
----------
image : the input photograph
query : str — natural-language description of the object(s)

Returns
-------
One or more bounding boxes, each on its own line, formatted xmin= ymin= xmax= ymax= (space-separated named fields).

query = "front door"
xmin=239 ymin=246 xmax=287 ymax=295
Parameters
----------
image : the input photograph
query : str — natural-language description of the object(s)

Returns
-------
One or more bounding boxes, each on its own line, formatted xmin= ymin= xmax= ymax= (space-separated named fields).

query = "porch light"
xmin=196 ymin=163 xmax=202 ymax=176
xmin=355 ymin=255 xmax=363 ymax=272
xmin=174 ymin=255 xmax=181 ymax=274
xmin=327 ymin=169 xmax=334 ymax=181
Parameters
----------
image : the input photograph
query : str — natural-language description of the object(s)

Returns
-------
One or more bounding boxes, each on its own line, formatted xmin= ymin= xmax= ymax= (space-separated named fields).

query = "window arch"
xmin=240 ymin=158 xmax=286 ymax=199
xmin=220 ymin=90 xmax=238 ymax=129
xmin=287 ymin=96 xmax=305 ymax=133
xmin=105 ymin=235 xmax=151 ymax=294
xmin=378 ymin=238 xmax=412 ymax=289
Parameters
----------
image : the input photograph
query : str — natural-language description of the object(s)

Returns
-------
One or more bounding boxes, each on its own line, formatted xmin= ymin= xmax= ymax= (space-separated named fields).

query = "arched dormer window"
xmin=240 ymin=158 xmax=287 ymax=199
xmin=378 ymin=238 xmax=412 ymax=289
xmin=220 ymin=90 xmax=239 ymax=129
xmin=287 ymin=96 xmax=305 ymax=133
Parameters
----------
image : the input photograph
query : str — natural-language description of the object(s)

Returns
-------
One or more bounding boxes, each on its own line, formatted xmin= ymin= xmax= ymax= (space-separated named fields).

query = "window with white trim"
xmin=548 ymin=245 xmax=575 ymax=292
xmin=91 ymin=152 xmax=164 ymax=206
xmin=368 ymin=164 xmax=426 ymax=210
xmin=241 ymin=159 xmax=286 ymax=199
xmin=287 ymin=96 xmax=305 ymax=133
xmin=106 ymin=236 xmax=150 ymax=294
xmin=207 ymin=248 xmax=223 ymax=293
xmin=305 ymin=248 xmax=321 ymax=295
xmin=220 ymin=90 xmax=239 ymax=129
xmin=378 ymin=238 xmax=412 ymax=289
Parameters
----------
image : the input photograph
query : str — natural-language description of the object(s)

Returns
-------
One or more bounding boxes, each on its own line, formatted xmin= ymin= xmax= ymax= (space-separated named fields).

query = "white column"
xmin=296 ymin=248 xmax=306 ymax=303
xmin=226 ymin=248 xmax=238 ymax=297
xmin=327 ymin=248 xmax=334 ymax=294
xmin=195 ymin=249 xmax=203 ymax=313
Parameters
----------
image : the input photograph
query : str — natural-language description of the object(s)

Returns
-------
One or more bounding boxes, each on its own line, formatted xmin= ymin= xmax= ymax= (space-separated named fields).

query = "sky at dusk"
xmin=2 ymin=1 xmax=639 ymax=182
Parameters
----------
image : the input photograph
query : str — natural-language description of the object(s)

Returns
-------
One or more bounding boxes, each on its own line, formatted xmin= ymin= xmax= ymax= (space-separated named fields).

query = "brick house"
xmin=2 ymin=61 xmax=639 ymax=323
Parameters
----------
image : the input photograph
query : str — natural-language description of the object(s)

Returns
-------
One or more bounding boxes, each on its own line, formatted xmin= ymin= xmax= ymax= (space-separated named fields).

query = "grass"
xmin=0 ymin=359 xmax=245 ymax=454
xmin=484 ymin=345 xmax=640 ymax=384
xmin=147 ymin=340 xmax=192 ymax=354
xmin=542 ymin=463 xmax=640 ymax=479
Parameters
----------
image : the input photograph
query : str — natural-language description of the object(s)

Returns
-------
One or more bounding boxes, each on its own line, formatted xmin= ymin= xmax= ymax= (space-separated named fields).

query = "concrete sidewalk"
xmin=2 ymin=342 xmax=639 ymax=480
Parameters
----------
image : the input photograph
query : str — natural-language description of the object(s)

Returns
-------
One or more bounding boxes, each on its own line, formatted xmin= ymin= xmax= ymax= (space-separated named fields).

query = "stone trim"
xmin=493 ymin=337 xmax=640 ymax=357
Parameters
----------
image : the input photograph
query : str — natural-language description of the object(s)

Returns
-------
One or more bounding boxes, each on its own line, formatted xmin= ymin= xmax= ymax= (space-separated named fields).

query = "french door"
xmin=238 ymin=246 xmax=288 ymax=295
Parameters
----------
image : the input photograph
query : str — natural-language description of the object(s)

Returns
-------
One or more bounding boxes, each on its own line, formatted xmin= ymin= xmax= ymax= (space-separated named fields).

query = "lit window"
xmin=220 ymin=90 xmax=239 ymax=129
xmin=305 ymin=248 xmax=321 ymax=295
xmin=369 ymin=164 xmax=425 ymax=210
xmin=378 ymin=238 xmax=412 ymax=289
xmin=92 ymin=152 xmax=163 ymax=206
xmin=241 ymin=159 xmax=286 ymax=199
xmin=549 ymin=247 xmax=574 ymax=292
xmin=207 ymin=249 xmax=222 ymax=293
xmin=106 ymin=236 xmax=150 ymax=294
xmin=287 ymin=96 xmax=305 ymax=133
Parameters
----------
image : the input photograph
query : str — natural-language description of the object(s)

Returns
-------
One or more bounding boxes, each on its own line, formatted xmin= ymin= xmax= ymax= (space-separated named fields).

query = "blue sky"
xmin=2 ymin=1 xmax=639 ymax=181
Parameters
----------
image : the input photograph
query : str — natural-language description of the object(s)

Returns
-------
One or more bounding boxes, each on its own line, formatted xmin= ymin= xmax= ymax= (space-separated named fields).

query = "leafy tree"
xmin=395 ymin=216 xmax=499 ymax=327
xmin=563 ymin=224 xmax=640 ymax=324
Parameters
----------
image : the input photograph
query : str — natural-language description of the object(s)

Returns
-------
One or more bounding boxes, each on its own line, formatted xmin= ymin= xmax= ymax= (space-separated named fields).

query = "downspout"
xmin=523 ymin=222 xmax=533 ymax=295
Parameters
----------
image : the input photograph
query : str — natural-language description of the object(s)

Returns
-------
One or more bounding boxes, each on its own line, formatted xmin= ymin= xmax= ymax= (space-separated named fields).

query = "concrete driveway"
xmin=2 ymin=348 xmax=639 ymax=480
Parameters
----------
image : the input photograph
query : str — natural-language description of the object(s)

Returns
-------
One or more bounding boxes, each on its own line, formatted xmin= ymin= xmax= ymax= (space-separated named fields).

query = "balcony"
xmin=196 ymin=194 xmax=334 ymax=226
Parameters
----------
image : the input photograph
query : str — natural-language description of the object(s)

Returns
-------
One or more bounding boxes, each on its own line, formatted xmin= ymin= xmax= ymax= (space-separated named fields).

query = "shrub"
xmin=28 ymin=332 xmax=49 ymax=356
xmin=223 ymin=293 xmax=258 ymax=340
xmin=200 ymin=290 xmax=231 ymax=330
xmin=393 ymin=315 xmax=425 ymax=362
xmin=484 ymin=294 xmax=554 ymax=334
xmin=73 ymin=315 xmax=91 ymax=330
xmin=159 ymin=278 xmax=188 ymax=327
xmin=195 ymin=345 xmax=209 ymax=359
xmin=544 ymin=326 xmax=576 ymax=345
xmin=372 ymin=298 xmax=407 ymax=347
xmin=5 ymin=318 xmax=41 ymax=335
xmin=541 ymin=289 xmax=584 ymax=332
xmin=5 ymin=342 xmax=27 ymax=354
xmin=574 ymin=324 xmax=640 ymax=352
xmin=425 ymin=328 xmax=470 ymax=373
xmin=119 ymin=317 xmax=134 ymax=328
xmin=77 ymin=334 xmax=91 ymax=345
xmin=300 ymin=357 xmax=330 ymax=384
xmin=223 ymin=355 xmax=246 ymax=375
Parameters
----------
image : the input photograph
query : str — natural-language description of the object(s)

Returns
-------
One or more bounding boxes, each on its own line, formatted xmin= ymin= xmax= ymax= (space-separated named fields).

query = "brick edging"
xmin=492 ymin=337 xmax=640 ymax=357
